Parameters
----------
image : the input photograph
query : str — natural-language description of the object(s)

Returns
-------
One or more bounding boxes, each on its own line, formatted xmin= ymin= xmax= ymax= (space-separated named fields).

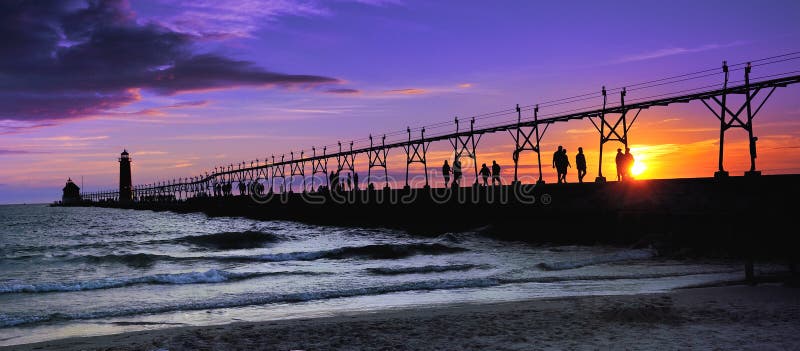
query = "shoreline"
xmin=5 ymin=284 xmax=799 ymax=350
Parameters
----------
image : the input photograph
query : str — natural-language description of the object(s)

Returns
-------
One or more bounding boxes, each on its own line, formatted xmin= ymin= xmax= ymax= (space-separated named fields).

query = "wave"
xmin=0 ymin=269 xmax=740 ymax=328
xmin=61 ymin=243 xmax=466 ymax=266
xmin=172 ymin=231 xmax=282 ymax=250
xmin=236 ymin=243 xmax=467 ymax=262
xmin=537 ymin=249 xmax=656 ymax=271
xmin=0 ymin=231 xmax=283 ymax=258
xmin=80 ymin=253 xmax=174 ymax=267
xmin=367 ymin=264 xmax=486 ymax=275
xmin=0 ymin=269 xmax=322 ymax=294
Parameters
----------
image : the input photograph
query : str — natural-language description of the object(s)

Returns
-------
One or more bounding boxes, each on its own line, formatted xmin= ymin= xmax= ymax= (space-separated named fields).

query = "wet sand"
xmin=5 ymin=284 xmax=799 ymax=351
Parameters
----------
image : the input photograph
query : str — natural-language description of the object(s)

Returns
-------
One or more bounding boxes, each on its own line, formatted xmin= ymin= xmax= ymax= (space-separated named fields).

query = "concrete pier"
xmin=70 ymin=175 xmax=799 ymax=259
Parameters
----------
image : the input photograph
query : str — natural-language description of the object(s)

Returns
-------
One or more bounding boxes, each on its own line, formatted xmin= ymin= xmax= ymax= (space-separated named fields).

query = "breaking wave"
xmin=0 ymin=269 xmax=739 ymax=328
xmin=0 ymin=269 xmax=320 ymax=294
xmin=65 ymin=243 xmax=466 ymax=266
xmin=172 ymin=231 xmax=282 ymax=250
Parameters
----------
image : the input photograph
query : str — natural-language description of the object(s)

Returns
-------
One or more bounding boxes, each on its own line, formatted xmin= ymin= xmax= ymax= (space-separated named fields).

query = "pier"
xmin=68 ymin=56 xmax=800 ymax=267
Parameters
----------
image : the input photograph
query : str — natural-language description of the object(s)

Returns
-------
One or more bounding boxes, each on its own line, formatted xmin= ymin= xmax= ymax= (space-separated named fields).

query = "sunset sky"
xmin=2 ymin=0 xmax=800 ymax=203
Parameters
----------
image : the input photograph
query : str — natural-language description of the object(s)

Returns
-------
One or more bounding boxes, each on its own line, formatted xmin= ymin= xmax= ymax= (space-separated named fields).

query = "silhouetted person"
xmin=615 ymin=148 xmax=624 ymax=181
xmin=353 ymin=172 xmax=359 ymax=190
xmin=479 ymin=163 xmax=490 ymax=186
xmin=559 ymin=148 xmax=571 ymax=183
xmin=491 ymin=160 xmax=501 ymax=186
xmin=442 ymin=160 xmax=452 ymax=188
xmin=553 ymin=146 xmax=564 ymax=183
xmin=346 ymin=172 xmax=352 ymax=191
xmin=238 ymin=181 xmax=246 ymax=195
xmin=334 ymin=170 xmax=341 ymax=191
xmin=329 ymin=171 xmax=336 ymax=191
xmin=452 ymin=158 xmax=462 ymax=187
xmin=623 ymin=147 xmax=634 ymax=180
xmin=576 ymin=147 xmax=587 ymax=183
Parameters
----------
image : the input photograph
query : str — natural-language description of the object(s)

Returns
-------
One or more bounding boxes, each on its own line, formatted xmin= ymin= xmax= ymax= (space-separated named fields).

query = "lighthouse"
xmin=119 ymin=149 xmax=133 ymax=203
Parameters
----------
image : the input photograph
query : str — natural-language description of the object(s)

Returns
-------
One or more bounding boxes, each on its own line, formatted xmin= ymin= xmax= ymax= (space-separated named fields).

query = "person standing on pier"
xmin=329 ymin=171 xmax=336 ymax=191
xmin=615 ymin=148 xmax=624 ymax=181
xmin=491 ymin=160 xmax=501 ymax=186
xmin=480 ymin=163 xmax=490 ymax=187
xmin=346 ymin=172 xmax=352 ymax=191
xmin=576 ymin=147 xmax=587 ymax=183
xmin=442 ymin=160 xmax=452 ymax=188
xmin=353 ymin=172 xmax=359 ymax=190
xmin=452 ymin=158 xmax=462 ymax=187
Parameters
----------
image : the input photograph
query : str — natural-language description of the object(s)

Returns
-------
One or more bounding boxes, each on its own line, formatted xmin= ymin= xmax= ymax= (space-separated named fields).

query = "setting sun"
xmin=631 ymin=161 xmax=647 ymax=177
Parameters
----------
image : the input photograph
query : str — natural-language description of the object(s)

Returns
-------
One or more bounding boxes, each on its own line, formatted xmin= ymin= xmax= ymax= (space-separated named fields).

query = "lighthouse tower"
xmin=119 ymin=149 xmax=133 ymax=203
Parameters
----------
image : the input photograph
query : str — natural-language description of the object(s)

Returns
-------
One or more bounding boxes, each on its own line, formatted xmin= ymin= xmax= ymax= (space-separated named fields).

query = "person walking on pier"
xmin=559 ymin=148 xmax=571 ymax=183
xmin=553 ymin=146 xmax=564 ymax=183
xmin=480 ymin=163 xmax=490 ymax=187
xmin=452 ymin=158 xmax=463 ymax=187
xmin=576 ymin=147 xmax=587 ymax=183
xmin=491 ymin=160 xmax=501 ymax=186
xmin=442 ymin=160 xmax=452 ymax=188
xmin=346 ymin=172 xmax=352 ymax=191
xmin=615 ymin=148 xmax=624 ymax=181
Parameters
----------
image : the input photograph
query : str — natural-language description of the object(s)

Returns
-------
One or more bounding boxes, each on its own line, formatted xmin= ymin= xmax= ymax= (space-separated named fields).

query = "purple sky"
xmin=2 ymin=0 xmax=800 ymax=203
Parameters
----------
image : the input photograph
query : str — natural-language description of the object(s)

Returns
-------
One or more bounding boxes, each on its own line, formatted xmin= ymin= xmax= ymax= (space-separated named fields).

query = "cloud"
xmin=615 ymin=42 xmax=746 ymax=63
xmin=0 ymin=149 xmax=46 ymax=155
xmin=170 ymin=162 xmax=193 ymax=168
xmin=168 ymin=134 xmax=262 ymax=141
xmin=135 ymin=151 xmax=169 ymax=156
xmin=0 ymin=121 xmax=58 ymax=135
xmin=114 ymin=100 xmax=209 ymax=117
xmin=34 ymin=136 xmax=109 ymax=141
xmin=566 ymin=128 xmax=595 ymax=134
xmin=154 ymin=0 xmax=402 ymax=39
xmin=458 ymin=83 xmax=473 ymax=88
xmin=0 ymin=0 xmax=340 ymax=123
xmin=383 ymin=88 xmax=428 ymax=95
xmin=326 ymin=88 xmax=362 ymax=94
xmin=154 ymin=0 xmax=330 ymax=39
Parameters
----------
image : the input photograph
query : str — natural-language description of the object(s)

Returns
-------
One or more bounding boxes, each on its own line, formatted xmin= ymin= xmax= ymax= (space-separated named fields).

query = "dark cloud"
xmin=0 ymin=0 xmax=340 ymax=122
xmin=326 ymin=88 xmax=361 ymax=94
xmin=0 ymin=149 xmax=45 ymax=155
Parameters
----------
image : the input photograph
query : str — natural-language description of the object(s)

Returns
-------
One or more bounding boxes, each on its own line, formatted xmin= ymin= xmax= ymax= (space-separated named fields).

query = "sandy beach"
xmin=5 ymin=284 xmax=799 ymax=351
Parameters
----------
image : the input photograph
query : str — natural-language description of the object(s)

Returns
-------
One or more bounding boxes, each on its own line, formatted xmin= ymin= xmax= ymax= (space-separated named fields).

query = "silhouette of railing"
xmin=81 ymin=54 xmax=800 ymax=202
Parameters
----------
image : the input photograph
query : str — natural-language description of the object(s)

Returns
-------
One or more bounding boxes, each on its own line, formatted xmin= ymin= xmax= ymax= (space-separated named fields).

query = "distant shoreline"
xmin=5 ymin=284 xmax=799 ymax=350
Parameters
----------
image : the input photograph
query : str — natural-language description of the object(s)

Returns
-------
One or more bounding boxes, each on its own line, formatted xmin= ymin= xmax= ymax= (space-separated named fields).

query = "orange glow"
xmin=631 ymin=161 xmax=646 ymax=177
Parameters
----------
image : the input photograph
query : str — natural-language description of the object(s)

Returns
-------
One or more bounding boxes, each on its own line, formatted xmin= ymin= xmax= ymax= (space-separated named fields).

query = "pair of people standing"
xmin=442 ymin=159 xmax=500 ymax=187
xmin=442 ymin=158 xmax=462 ymax=187
xmin=615 ymin=147 xmax=635 ymax=181
xmin=552 ymin=146 xmax=572 ymax=183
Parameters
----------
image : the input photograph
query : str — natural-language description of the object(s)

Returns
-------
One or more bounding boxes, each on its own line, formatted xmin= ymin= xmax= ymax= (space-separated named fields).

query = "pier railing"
xmin=80 ymin=53 xmax=800 ymax=203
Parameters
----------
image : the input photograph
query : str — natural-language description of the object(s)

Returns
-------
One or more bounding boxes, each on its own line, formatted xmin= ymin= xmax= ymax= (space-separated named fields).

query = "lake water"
xmin=0 ymin=204 xmax=752 ymax=346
